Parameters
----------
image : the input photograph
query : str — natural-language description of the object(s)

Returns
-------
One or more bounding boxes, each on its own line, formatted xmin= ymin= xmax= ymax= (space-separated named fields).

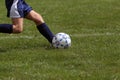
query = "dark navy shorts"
xmin=5 ymin=0 xmax=32 ymax=18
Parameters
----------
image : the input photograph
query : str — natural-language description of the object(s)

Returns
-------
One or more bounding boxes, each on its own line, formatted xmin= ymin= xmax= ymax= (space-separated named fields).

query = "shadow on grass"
xmin=0 ymin=48 xmax=7 ymax=53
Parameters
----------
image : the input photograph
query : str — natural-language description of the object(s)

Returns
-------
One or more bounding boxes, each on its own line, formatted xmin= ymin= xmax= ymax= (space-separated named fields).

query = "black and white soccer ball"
xmin=52 ymin=32 xmax=71 ymax=49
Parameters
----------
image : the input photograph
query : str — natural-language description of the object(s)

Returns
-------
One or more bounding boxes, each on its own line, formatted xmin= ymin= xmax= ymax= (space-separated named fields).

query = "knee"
xmin=13 ymin=25 xmax=23 ymax=33
xmin=13 ymin=28 xmax=23 ymax=33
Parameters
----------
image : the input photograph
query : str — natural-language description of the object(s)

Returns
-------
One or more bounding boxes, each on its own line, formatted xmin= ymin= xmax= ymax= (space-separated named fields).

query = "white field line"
xmin=0 ymin=33 xmax=119 ymax=39
xmin=0 ymin=35 xmax=34 ymax=39
xmin=70 ymin=33 xmax=120 ymax=37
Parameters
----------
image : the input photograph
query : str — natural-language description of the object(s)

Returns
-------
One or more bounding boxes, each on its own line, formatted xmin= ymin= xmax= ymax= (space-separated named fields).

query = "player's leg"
xmin=0 ymin=24 xmax=13 ymax=33
xmin=26 ymin=10 xmax=54 ymax=43
xmin=12 ymin=18 xmax=24 ymax=33
xmin=0 ymin=0 xmax=24 ymax=34
xmin=0 ymin=18 xmax=23 ymax=34
xmin=25 ymin=10 xmax=44 ymax=25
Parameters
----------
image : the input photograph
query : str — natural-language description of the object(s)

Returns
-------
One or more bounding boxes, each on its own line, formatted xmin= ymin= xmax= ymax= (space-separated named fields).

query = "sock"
xmin=37 ymin=23 xmax=54 ymax=43
xmin=0 ymin=24 xmax=13 ymax=33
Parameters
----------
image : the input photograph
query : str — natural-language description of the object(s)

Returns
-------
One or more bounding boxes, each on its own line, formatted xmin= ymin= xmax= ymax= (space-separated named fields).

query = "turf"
xmin=0 ymin=0 xmax=120 ymax=80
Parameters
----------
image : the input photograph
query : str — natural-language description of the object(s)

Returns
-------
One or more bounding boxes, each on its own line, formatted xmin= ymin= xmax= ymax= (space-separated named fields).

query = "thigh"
xmin=12 ymin=18 xmax=23 ymax=26
xmin=26 ymin=10 xmax=44 ymax=25
xmin=12 ymin=18 xmax=24 ymax=33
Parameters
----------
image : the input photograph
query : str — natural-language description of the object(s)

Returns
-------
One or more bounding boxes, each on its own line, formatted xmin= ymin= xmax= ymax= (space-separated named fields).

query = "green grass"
xmin=0 ymin=0 xmax=120 ymax=80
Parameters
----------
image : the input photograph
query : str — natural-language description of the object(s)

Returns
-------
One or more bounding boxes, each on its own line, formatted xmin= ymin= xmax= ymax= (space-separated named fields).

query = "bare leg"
xmin=0 ymin=18 xmax=23 ymax=34
xmin=25 ymin=10 xmax=54 ymax=43
xmin=12 ymin=18 xmax=24 ymax=33
xmin=26 ymin=10 xmax=44 ymax=25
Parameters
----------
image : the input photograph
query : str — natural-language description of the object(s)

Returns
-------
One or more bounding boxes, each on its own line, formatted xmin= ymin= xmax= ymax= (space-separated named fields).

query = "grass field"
xmin=0 ymin=0 xmax=120 ymax=80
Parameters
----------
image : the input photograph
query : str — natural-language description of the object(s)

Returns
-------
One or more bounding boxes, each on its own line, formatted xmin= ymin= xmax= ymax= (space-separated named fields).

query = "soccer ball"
xmin=52 ymin=32 xmax=71 ymax=49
